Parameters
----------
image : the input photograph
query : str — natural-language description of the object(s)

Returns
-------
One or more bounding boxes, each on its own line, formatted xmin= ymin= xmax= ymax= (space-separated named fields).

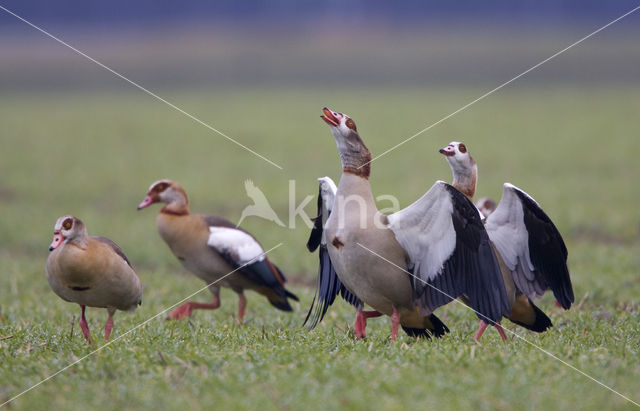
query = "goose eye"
xmin=458 ymin=144 xmax=467 ymax=153
xmin=62 ymin=218 xmax=73 ymax=230
xmin=156 ymin=183 xmax=168 ymax=192
xmin=346 ymin=118 xmax=357 ymax=131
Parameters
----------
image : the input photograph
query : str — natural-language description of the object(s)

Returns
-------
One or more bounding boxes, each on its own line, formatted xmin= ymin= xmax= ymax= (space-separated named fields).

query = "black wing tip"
xmin=402 ymin=326 xmax=432 ymax=339
xmin=269 ymin=298 xmax=294 ymax=312
xmin=401 ymin=314 xmax=450 ymax=339
xmin=268 ymin=287 xmax=298 ymax=312
xmin=512 ymin=300 xmax=553 ymax=333
xmin=556 ymin=280 xmax=574 ymax=309
xmin=556 ymin=296 xmax=573 ymax=310
xmin=285 ymin=289 xmax=300 ymax=302
xmin=428 ymin=313 xmax=450 ymax=337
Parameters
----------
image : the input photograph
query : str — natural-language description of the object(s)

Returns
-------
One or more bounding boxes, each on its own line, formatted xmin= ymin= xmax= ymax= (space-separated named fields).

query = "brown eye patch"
xmin=155 ymin=182 xmax=168 ymax=193
xmin=458 ymin=143 xmax=467 ymax=153
xmin=345 ymin=118 xmax=357 ymax=131
xmin=62 ymin=218 xmax=73 ymax=230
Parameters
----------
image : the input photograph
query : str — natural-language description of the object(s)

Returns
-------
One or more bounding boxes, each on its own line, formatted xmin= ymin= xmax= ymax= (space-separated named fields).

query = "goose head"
xmin=137 ymin=179 xmax=189 ymax=214
xmin=321 ymin=107 xmax=371 ymax=178
xmin=49 ymin=215 xmax=88 ymax=251
xmin=439 ymin=141 xmax=477 ymax=199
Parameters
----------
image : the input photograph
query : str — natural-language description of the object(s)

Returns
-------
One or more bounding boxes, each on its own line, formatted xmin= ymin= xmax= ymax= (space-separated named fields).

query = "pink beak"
xmin=49 ymin=232 xmax=65 ymax=251
xmin=321 ymin=107 xmax=342 ymax=127
xmin=439 ymin=145 xmax=455 ymax=157
xmin=137 ymin=195 xmax=154 ymax=210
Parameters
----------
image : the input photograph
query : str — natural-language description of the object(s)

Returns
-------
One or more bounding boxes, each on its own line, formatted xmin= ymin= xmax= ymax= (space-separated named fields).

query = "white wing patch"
xmin=485 ymin=183 xmax=535 ymax=276
xmin=318 ymin=176 xmax=337 ymax=212
xmin=387 ymin=181 xmax=457 ymax=281
xmin=208 ymin=227 xmax=265 ymax=265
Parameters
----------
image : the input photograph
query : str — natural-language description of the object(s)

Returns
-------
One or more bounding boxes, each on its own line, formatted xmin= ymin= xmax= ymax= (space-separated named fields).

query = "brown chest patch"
xmin=177 ymin=256 xmax=186 ymax=261
xmin=343 ymin=165 xmax=370 ymax=179
xmin=332 ymin=236 xmax=344 ymax=249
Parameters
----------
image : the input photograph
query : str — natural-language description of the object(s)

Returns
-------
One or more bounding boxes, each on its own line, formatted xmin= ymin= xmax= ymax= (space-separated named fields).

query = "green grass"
xmin=1 ymin=86 xmax=639 ymax=410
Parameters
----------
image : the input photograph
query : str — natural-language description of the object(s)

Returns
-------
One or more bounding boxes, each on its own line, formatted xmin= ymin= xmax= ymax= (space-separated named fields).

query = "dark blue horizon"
xmin=1 ymin=0 xmax=639 ymax=29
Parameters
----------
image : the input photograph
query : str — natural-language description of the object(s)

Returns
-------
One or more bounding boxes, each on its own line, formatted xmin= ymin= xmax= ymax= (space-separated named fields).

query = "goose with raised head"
xmin=440 ymin=141 xmax=574 ymax=341
xmin=137 ymin=180 xmax=298 ymax=322
xmin=304 ymin=176 xmax=363 ymax=330
xmin=318 ymin=107 xmax=509 ymax=340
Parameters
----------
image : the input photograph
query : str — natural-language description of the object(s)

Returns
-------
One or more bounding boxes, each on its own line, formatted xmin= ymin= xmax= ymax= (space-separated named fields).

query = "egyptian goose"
xmin=137 ymin=180 xmax=298 ymax=321
xmin=304 ymin=176 xmax=362 ymax=329
xmin=439 ymin=141 xmax=574 ymax=341
xmin=46 ymin=215 xmax=142 ymax=343
xmin=319 ymin=107 xmax=510 ymax=340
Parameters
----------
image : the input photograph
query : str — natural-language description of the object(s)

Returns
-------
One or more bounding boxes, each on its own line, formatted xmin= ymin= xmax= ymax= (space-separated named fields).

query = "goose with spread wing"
xmin=440 ymin=141 xmax=574 ymax=341
xmin=137 ymin=180 xmax=298 ymax=322
xmin=304 ymin=176 xmax=364 ymax=330
xmin=318 ymin=107 xmax=509 ymax=340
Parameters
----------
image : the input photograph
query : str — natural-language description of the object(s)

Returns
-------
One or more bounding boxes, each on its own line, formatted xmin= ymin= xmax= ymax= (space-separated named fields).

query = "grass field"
xmin=1 ymin=85 xmax=639 ymax=409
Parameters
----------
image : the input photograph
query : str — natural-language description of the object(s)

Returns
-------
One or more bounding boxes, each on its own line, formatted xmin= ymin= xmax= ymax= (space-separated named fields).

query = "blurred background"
xmin=1 ymin=0 xmax=639 ymax=279
xmin=2 ymin=1 xmax=640 ymax=90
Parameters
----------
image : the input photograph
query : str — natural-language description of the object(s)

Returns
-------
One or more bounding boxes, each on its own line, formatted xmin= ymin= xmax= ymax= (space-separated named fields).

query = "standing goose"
xmin=439 ymin=141 xmax=574 ymax=341
xmin=46 ymin=215 xmax=142 ymax=343
xmin=137 ymin=180 xmax=298 ymax=322
xmin=319 ymin=107 xmax=509 ymax=340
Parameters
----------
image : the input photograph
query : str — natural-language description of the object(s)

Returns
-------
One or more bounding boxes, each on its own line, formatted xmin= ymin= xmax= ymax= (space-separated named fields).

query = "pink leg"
xmin=354 ymin=310 xmax=383 ymax=339
xmin=104 ymin=309 xmax=115 ymax=340
xmin=474 ymin=320 xmax=489 ymax=343
xmin=495 ymin=322 xmax=508 ymax=342
xmin=362 ymin=310 xmax=382 ymax=319
xmin=237 ymin=293 xmax=247 ymax=323
xmin=166 ymin=295 xmax=221 ymax=320
xmin=354 ymin=311 xmax=366 ymax=339
xmin=79 ymin=305 xmax=92 ymax=343
xmin=390 ymin=308 xmax=400 ymax=341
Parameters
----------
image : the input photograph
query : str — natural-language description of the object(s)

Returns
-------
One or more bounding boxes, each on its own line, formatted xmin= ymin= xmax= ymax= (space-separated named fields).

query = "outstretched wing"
xmin=387 ymin=181 xmax=509 ymax=323
xmin=307 ymin=176 xmax=338 ymax=252
xmin=485 ymin=183 xmax=574 ymax=308
xmin=304 ymin=176 xmax=362 ymax=329
xmin=303 ymin=244 xmax=363 ymax=329
xmin=306 ymin=184 xmax=325 ymax=253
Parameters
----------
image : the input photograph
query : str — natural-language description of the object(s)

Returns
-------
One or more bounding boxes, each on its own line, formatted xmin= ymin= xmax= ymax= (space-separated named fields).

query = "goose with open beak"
xmin=440 ymin=141 xmax=574 ymax=341
xmin=318 ymin=108 xmax=509 ymax=341
xmin=46 ymin=215 xmax=142 ymax=343
xmin=304 ymin=176 xmax=363 ymax=330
